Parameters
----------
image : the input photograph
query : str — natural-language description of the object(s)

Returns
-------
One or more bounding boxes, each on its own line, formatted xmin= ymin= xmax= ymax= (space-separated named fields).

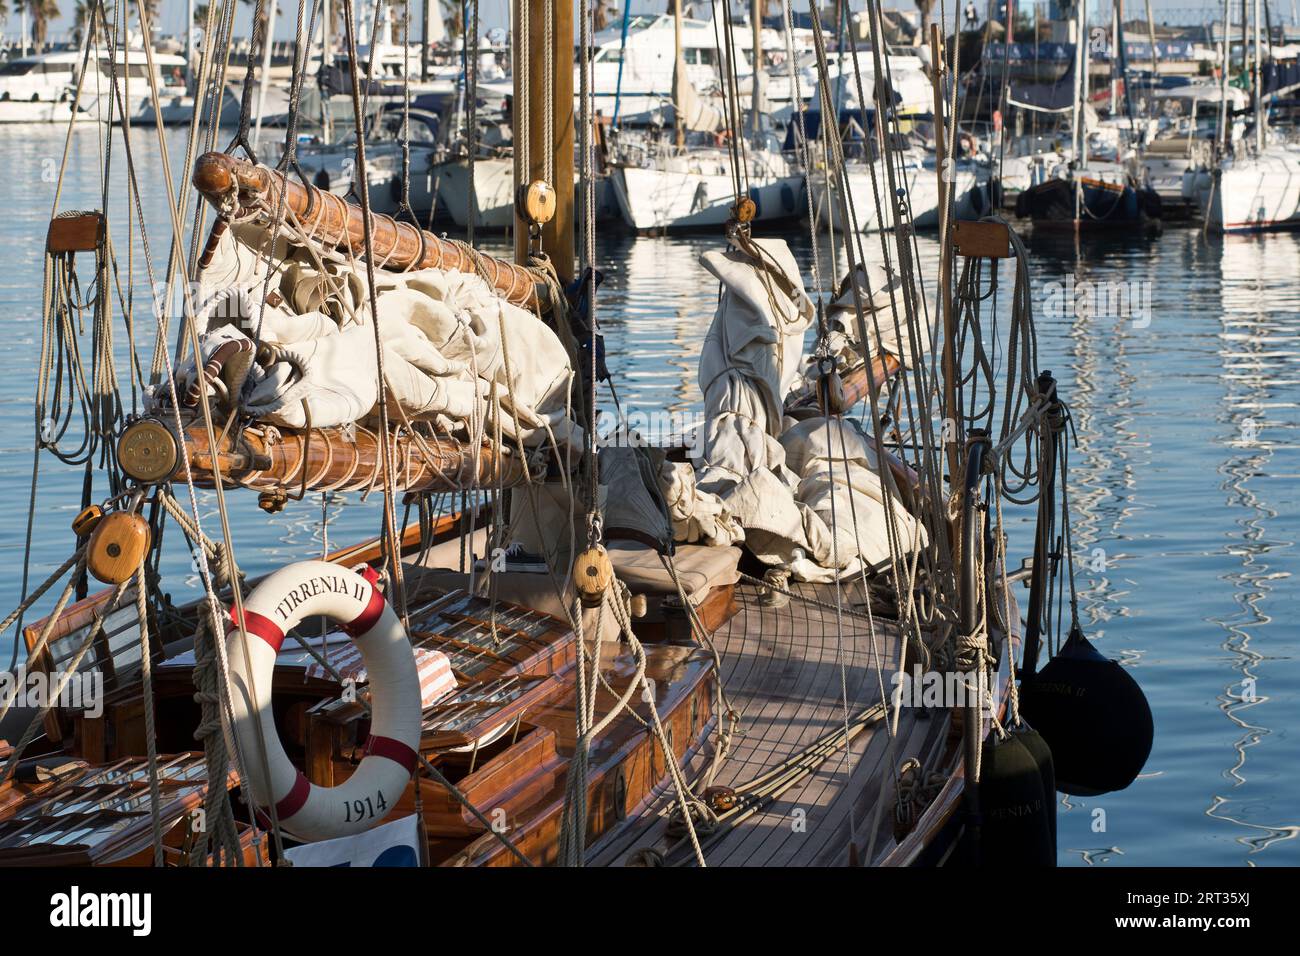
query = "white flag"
xmin=284 ymin=814 xmax=421 ymax=867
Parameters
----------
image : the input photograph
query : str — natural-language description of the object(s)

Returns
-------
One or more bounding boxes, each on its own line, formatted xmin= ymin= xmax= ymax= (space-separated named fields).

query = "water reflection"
xmin=1206 ymin=235 xmax=1300 ymax=860
xmin=1 ymin=122 xmax=1299 ymax=864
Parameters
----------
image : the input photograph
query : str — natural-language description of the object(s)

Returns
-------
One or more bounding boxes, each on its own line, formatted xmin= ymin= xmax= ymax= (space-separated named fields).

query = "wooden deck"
xmin=589 ymin=580 xmax=956 ymax=867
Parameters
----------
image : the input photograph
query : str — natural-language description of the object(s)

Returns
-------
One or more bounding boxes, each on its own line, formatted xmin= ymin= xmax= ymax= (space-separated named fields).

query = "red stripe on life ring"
xmin=364 ymin=734 xmax=418 ymax=773
xmin=228 ymin=607 xmax=286 ymax=653
xmin=341 ymin=577 xmax=386 ymax=638
xmin=274 ymin=771 xmax=312 ymax=820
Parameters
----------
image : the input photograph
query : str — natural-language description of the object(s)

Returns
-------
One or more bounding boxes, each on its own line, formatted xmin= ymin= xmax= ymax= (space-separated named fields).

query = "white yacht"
xmin=425 ymin=154 xmax=515 ymax=229
xmin=793 ymin=47 xmax=933 ymax=118
xmin=292 ymin=107 xmax=443 ymax=217
xmin=583 ymin=13 xmax=755 ymax=122
xmin=1194 ymin=143 xmax=1300 ymax=232
xmin=609 ymin=136 xmax=802 ymax=232
xmin=0 ymin=46 xmax=187 ymax=124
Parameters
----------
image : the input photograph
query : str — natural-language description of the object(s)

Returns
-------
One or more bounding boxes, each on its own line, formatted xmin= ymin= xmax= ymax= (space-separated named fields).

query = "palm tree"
xmin=27 ymin=0 xmax=61 ymax=47
xmin=592 ymin=0 xmax=617 ymax=32
xmin=72 ymin=0 xmax=98 ymax=43
xmin=914 ymin=0 xmax=935 ymax=43
xmin=439 ymin=0 xmax=463 ymax=39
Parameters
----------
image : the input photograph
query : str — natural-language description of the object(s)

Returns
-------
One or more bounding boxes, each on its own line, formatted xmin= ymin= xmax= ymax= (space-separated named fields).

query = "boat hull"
xmin=611 ymin=159 xmax=802 ymax=232
xmin=810 ymin=160 xmax=978 ymax=232
xmin=1015 ymin=174 xmax=1161 ymax=230
xmin=1198 ymin=150 xmax=1300 ymax=232
xmin=430 ymin=156 xmax=516 ymax=230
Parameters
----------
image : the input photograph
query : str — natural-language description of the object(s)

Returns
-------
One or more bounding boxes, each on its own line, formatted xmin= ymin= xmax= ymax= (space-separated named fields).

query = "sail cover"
xmin=673 ymin=50 xmax=728 ymax=133
xmin=177 ymin=224 xmax=580 ymax=449
xmin=681 ymin=236 xmax=927 ymax=581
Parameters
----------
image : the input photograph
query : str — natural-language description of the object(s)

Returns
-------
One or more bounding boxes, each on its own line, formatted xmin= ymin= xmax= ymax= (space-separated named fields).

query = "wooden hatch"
xmin=0 ymin=753 xmax=254 ymax=866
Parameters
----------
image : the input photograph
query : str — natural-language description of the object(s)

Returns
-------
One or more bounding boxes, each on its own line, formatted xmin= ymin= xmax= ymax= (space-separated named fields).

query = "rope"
xmin=188 ymin=599 xmax=249 ymax=865
xmin=136 ymin=564 xmax=165 ymax=866
xmin=1 ymin=578 xmax=132 ymax=782
xmin=130 ymin=0 xmax=289 ymax=862
xmin=340 ymin=0 xmax=409 ymax=623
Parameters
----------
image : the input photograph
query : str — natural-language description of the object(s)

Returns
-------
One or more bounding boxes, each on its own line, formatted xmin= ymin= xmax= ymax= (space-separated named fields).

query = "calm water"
xmin=1 ymin=125 xmax=1297 ymax=866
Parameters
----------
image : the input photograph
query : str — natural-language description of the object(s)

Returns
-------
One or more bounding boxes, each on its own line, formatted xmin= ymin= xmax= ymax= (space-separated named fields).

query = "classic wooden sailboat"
xmin=0 ymin=1 xmax=1151 ymax=869
xmin=1013 ymin=0 xmax=1161 ymax=230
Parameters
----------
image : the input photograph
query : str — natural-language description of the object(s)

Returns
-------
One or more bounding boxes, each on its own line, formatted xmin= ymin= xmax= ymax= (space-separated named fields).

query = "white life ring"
xmin=225 ymin=560 xmax=422 ymax=842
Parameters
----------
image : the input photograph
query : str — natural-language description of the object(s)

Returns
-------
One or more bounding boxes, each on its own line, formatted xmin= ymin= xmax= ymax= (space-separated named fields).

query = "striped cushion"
xmin=306 ymin=639 xmax=456 ymax=709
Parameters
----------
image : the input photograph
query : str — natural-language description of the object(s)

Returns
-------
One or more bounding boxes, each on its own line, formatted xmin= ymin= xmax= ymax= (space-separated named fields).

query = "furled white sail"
xmin=679 ymin=236 xmax=926 ymax=581
xmin=672 ymin=50 xmax=728 ymax=133
xmin=179 ymin=224 xmax=580 ymax=448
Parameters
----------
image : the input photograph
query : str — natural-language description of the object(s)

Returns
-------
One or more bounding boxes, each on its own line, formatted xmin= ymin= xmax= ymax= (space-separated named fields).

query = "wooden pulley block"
xmin=703 ymin=786 xmax=738 ymax=813
xmin=731 ymin=196 xmax=757 ymax=224
xmin=815 ymin=357 xmax=848 ymax=416
xmin=72 ymin=505 xmax=103 ymax=538
xmin=86 ymin=511 xmax=152 ymax=585
xmin=117 ymin=418 xmax=180 ymax=484
xmin=573 ymin=546 xmax=614 ymax=608
xmin=258 ymin=491 xmax=288 ymax=514
xmin=517 ymin=180 xmax=557 ymax=226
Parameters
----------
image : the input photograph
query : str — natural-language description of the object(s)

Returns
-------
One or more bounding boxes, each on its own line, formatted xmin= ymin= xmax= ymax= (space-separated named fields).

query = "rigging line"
xmin=167 ymin=0 xmax=235 ymax=378
xmin=840 ymin=0 xmax=934 ymax=472
xmin=0 ymin=556 xmax=85 ymax=729
xmin=780 ymin=0 xmax=825 ymax=299
xmin=868 ymin=7 xmax=938 ymax=411
xmin=233 ymin=0 xmax=273 ymax=160
xmin=352 ymin=0 xmax=389 ymax=192
xmin=248 ymin=0 xmax=319 ymax=362
xmin=856 ymin=2 xmax=955 ymax=585
xmin=167 ymin=0 xmax=239 ymax=377
xmin=1 ymin=579 xmax=133 ymax=783
xmin=132 ymin=0 xmax=290 ymax=862
xmin=804 ymin=2 xmax=919 ymax=642
xmin=136 ymin=564 xmax=165 ymax=866
xmin=514 ymin=0 xmax=530 ymax=199
xmin=467 ymin=0 xmax=480 ymax=244
xmin=543 ymin=0 xmax=555 ymax=188
xmin=341 ymin=0 xmax=408 ymax=619
xmin=710 ymin=4 xmax=745 ymax=201
xmin=819 ymin=414 xmax=862 ymax=847
xmin=277 ymin=0 xmax=322 ymax=163
xmin=397 ymin=0 xmax=416 ymax=219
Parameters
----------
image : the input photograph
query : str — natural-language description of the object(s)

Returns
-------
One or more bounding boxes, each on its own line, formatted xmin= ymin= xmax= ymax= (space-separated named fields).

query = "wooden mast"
xmin=513 ymin=0 xmax=575 ymax=281
xmin=931 ymin=24 xmax=959 ymax=483
xmin=672 ymin=0 xmax=685 ymax=148
xmin=749 ymin=0 xmax=762 ymax=138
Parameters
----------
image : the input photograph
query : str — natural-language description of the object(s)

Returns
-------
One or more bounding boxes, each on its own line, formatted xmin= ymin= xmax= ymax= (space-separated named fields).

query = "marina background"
xmin=0 ymin=123 xmax=1295 ymax=865
xmin=8 ymin=0 xmax=1300 ymax=48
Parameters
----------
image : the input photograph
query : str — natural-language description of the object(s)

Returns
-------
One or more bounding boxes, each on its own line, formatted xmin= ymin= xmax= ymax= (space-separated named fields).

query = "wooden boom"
xmin=177 ymin=419 xmax=530 ymax=493
xmin=192 ymin=152 xmax=542 ymax=310
xmin=788 ymin=352 xmax=901 ymax=413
